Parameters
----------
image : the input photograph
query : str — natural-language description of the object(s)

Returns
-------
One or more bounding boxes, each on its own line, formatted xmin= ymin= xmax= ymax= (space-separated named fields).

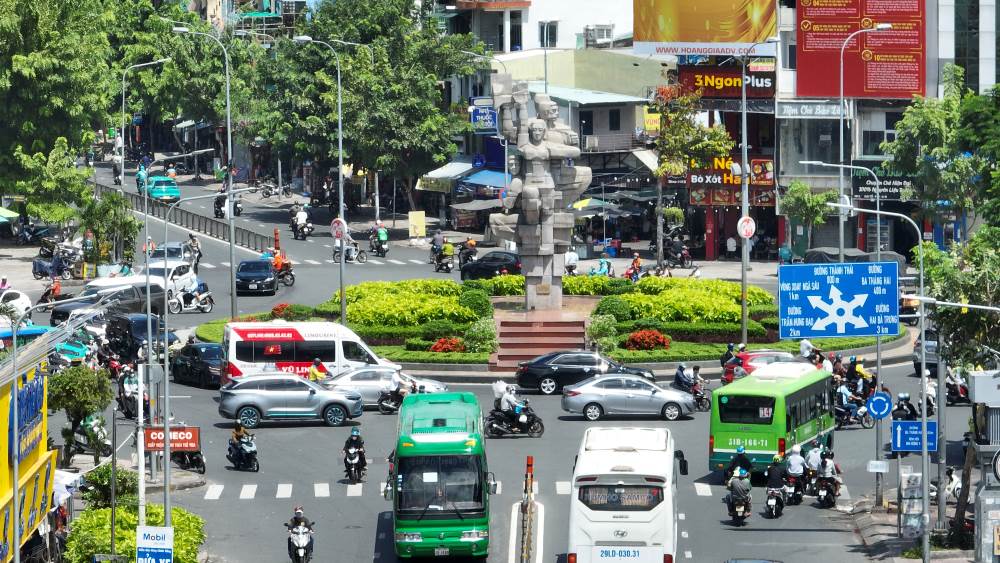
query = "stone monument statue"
xmin=489 ymin=75 xmax=592 ymax=310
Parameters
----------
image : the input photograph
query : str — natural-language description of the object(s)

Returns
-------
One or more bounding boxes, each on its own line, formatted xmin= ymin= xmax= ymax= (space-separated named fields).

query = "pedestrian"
xmin=188 ymin=233 xmax=202 ymax=273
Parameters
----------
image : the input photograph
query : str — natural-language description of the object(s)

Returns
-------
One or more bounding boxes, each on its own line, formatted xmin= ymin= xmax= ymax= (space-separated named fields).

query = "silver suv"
xmin=219 ymin=373 xmax=364 ymax=428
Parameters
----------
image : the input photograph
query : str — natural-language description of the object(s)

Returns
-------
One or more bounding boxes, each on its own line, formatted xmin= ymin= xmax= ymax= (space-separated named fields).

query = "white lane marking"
xmin=532 ymin=481 xmax=538 ymax=495
xmin=314 ymin=483 xmax=330 ymax=498
xmin=168 ymin=395 xmax=191 ymax=399
xmin=258 ymin=224 xmax=266 ymax=228
xmin=221 ymin=261 xmax=231 ymax=267
xmin=678 ymin=513 xmax=685 ymax=520
xmin=681 ymin=530 xmax=688 ymax=538
xmin=407 ymin=259 xmax=423 ymax=264
xmin=495 ymin=480 xmax=502 ymax=495
xmin=379 ymin=482 xmax=386 ymax=494
xmin=346 ymin=484 xmax=363 ymax=497
xmin=304 ymin=259 xmax=321 ymax=265
xmin=534 ymin=501 xmax=545 ymax=563
xmin=368 ymin=259 xmax=383 ymax=265
xmin=694 ymin=483 xmax=712 ymax=497
xmin=684 ymin=551 xmax=692 ymax=559
xmin=323 ymin=244 xmax=331 ymax=248
xmin=204 ymin=484 xmax=224 ymax=500
xmin=555 ymin=481 xmax=571 ymax=495
xmin=199 ymin=262 xmax=216 ymax=269
xmin=507 ymin=502 xmax=520 ymax=563
xmin=198 ymin=205 xmax=206 ymax=209
xmin=239 ymin=484 xmax=257 ymax=499
xmin=840 ymin=485 xmax=851 ymax=500
xmin=276 ymin=483 xmax=293 ymax=498
xmin=388 ymin=259 xmax=406 ymax=265
xmin=325 ymin=259 xmax=336 ymax=264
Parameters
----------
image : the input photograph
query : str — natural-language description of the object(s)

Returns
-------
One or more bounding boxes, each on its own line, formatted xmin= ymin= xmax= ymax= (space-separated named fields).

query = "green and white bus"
xmin=709 ymin=362 xmax=835 ymax=475
xmin=385 ymin=392 xmax=497 ymax=559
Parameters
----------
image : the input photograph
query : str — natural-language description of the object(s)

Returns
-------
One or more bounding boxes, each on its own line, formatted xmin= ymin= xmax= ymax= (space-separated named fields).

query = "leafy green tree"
xmin=48 ymin=365 xmax=114 ymax=451
xmin=80 ymin=464 xmax=139 ymax=509
xmin=80 ymin=191 xmax=142 ymax=263
xmin=779 ymin=180 xmax=837 ymax=250
xmin=649 ymin=84 xmax=734 ymax=266
xmin=14 ymin=137 xmax=94 ymax=224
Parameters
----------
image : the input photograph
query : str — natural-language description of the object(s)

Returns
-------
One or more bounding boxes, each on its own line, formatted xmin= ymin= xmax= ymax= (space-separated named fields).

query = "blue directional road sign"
xmin=470 ymin=107 xmax=498 ymax=135
xmin=866 ymin=391 xmax=893 ymax=420
xmin=778 ymin=261 xmax=899 ymax=339
xmin=891 ymin=420 xmax=938 ymax=452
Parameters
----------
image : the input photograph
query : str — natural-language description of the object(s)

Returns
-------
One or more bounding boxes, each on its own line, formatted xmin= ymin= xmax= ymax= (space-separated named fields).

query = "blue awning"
xmin=461 ymin=170 xmax=512 ymax=188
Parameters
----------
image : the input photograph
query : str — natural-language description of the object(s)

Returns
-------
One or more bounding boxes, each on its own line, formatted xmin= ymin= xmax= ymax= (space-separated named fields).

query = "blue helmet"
xmin=736 ymin=445 xmax=745 ymax=454
xmin=849 ymin=356 xmax=857 ymax=363
xmin=351 ymin=427 xmax=360 ymax=436
xmin=727 ymin=343 xmax=735 ymax=351
xmin=738 ymin=468 xmax=748 ymax=477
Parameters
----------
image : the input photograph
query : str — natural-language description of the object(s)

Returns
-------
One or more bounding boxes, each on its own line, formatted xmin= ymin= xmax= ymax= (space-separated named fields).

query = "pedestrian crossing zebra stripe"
xmin=200 ymin=263 xmax=216 ymax=269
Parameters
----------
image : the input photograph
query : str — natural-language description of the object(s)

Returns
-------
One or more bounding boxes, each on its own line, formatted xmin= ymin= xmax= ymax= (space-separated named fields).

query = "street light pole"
xmin=831 ymin=201 xmax=928 ymax=563
xmin=294 ymin=36 xmax=346 ymax=322
xmin=839 ymin=23 xmax=892 ymax=262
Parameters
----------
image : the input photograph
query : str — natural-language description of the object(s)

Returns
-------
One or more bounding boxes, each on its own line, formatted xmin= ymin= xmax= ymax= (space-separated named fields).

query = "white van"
xmin=568 ymin=427 xmax=688 ymax=563
xmin=221 ymin=320 xmax=397 ymax=384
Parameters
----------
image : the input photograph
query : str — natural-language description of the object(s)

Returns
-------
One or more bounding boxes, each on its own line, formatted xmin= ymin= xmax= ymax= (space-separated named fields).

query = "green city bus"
xmin=385 ymin=392 xmax=497 ymax=559
xmin=709 ymin=363 xmax=835 ymax=475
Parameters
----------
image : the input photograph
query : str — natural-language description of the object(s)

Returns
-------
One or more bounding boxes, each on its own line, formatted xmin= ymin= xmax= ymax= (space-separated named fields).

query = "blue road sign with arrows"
xmin=866 ymin=391 xmax=893 ymax=420
xmin=891 ymin=420 xmax=938 ymax=452
xmin=778 ymin=261 xmax=899 ymax=339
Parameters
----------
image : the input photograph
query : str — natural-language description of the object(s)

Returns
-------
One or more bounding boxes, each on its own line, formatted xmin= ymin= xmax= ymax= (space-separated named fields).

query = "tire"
xmin=861 ymin=412 xmax=875 ymax=429
xmin=32 ymin=272 xmax=43 ymax=280
xmin=583 ymin=403 xmax=603 ymax=421
xmin=61 ymin=269 xmax=72 ymax=280
xmin=281 ymin=273 xmax=295 ymax=287
xmin=356 ymin=250 xmax=367 ymax=264
xmin=697 ymin=397 xmax=712 ymax=412
xmin=199 ymin=299 xmax=213 ymax=313
xmin=167 ymin=300 xmax=182 ymax=315
xmin=250 ymin=458 xmax=260 ymax=472
xmin=538 ymin=377 xmax=558 ymax=395
xmin=237 ymin=406 xmax=262 ymax=429
xmin=196 ymin=458 xmax=206 ymax=474
xmin=662 ymin=402 xmax=682 ymax=421
xmin=484 ymin=416 xmax=501 ymax=437
xmin=377 ymin=398 xmax=396 ymax=415
xmin=429 ymin=249 xmax=436 ymax=263
xmin=323 ymin=404 xmax=347 ymax=426
xmin=527 ymin=420 xmax=545 ymax=438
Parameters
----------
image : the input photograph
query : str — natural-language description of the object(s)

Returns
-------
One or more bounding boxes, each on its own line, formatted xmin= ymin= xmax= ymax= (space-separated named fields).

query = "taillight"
xmin=664 ymin=555 xmax=673 ymax=563
xmin=516 ymin=262 xmax=522 ymax=270
xmin=564 ymin=390 xmax=580 ymax=397
xmin=709 ymin=434 xmax=714 ymax=456
xmin=567 ymin=554 xmax=577 ymax=563
xmin=778 ymin=438 xmax=786 ymax=457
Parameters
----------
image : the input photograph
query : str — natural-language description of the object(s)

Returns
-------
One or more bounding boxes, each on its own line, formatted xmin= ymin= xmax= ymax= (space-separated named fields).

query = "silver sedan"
xmin=560 ymin=375 xmax=696 ymax=421
xmin=323 ymin=366 xmax=448 ymax=405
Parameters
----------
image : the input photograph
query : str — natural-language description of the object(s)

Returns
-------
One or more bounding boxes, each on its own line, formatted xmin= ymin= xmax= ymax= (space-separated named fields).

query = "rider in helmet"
xmin=765 ymin=454 xmax=788 ymax=496
xmin=286 ymin=506 xmax=315 ymax=558
xmin=307 ymin=358 xmax=325 ymax=383
xmin=727 ymin=445 xmax=754 ymax=479
xmin=720 ymin=343 xmax=736 ymax=368
xmin=500 ymin=384 xmax=525 ymax=431
xmin=726 ymin=467 xmax=753 ymax=516
xmin=342 ymin=426 xmax=367 ymax=472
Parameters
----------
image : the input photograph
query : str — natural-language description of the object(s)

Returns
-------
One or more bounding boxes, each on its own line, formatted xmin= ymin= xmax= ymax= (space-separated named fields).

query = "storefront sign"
xmin=136 ymin=526 xmax=174 ymax=563
xmin=7 ymin=375 xmax=45 ymax=463
xmin=688 ymin=156 xmax=775 ymax=188
xmin=776 ymin=100 xmax=842 ymax=119
xmin=643 ymin=107 xmax=660 ymax=134
xmin=143 ymin=427 xmax=201 ymax=452
xmin=797 ymin=1 xmax=926 ymax=98
xmin=678 ymin=66 xmax=776 ymax=99
xmin=635 ymin=0 xmax=777 ymax=56
xmin=850 ymin=160 xmax=914 ymax=201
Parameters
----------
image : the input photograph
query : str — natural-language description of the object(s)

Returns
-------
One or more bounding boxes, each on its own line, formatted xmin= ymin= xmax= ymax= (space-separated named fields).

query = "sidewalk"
xmin=849 ymin=498 xmax=974 ymax=562
xmin=0 ymin=244 xmax=58 ymax=296
xmin=68 ymin=452 xmax=206 ymax=494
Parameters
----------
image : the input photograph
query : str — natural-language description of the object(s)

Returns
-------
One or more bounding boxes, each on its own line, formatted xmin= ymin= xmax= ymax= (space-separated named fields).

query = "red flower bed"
xmin=624 ymin=329 xmax=672 ymax=351
xmin=271 ymin=303 xmax=291 ymax=318
xmin=430 ymin=337 xmax=466 ymax=353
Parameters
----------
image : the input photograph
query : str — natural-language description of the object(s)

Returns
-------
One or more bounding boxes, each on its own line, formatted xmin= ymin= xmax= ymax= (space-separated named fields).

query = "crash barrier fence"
xmin=92 ymin=182 xmax=274 ymax=252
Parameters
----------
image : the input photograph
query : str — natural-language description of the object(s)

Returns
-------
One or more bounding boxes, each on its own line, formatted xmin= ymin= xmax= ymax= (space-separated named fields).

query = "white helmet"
xmin=791 ymin=445 xmax=801 ymax=454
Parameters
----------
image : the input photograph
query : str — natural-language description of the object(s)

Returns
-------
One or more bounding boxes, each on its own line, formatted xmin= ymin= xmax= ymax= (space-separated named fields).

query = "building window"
xmin=860 ymin=111 xmax=902 ymax=157
xmin=778 ymin=118 xmax=850 ymax=176
xmin=956 ymin=0 xmax=979 ymax=89
xmin=510 ymin=11 xmax=523 ymax=51
xmin=539 ymin=21 xmax=558 ymax=48
xmin=609 ymin=109 xmax=621 ymax=131
xmin=780 ymin=30 xmax=796 ymax=70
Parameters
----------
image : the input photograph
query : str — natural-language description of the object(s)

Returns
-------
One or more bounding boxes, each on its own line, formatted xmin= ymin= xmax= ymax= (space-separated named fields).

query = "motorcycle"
xmin=434 ymin=252 xmax=454 ymax=273
xmin=835 ymin=404 xmax=875 ymax=429
xmin=377 ymin=389 xmax=403 ymax=414
xmin=294 ymin=222 xmax=314 ymax=240
xmin=369 ymin=236 xmax=389 ymax=258
xmin=167 ymin=289 xmax=214 ymax=314
xmin=276 ymin=263 xmax=296 ymax=287
xmin=728 ymin=497 xmax=750 ymax=526
xmin=16 ymin=225 xmax=51 ymax=246
xmin=785 ymin=475 xmax=804 ymax=506
xmin=285 ymin=524 xmax=314 ymax=563
xmin=922 ymin=382 xmax=937 ymax=417
xmin=665 ymin=245 xmax=694 ymax=268
xmin=457 ymin=243 xmax=478 ymax=267
xmin=116 ymin=370 xmax=142 ymax=420
xmin=32 ymin=256 xmax=72 ymax=280
xmin=946 ymin=378 xmax=971 ymax=405
xmin=484 ymin=400 xmax=545 ymax=438
xmin=70 ymin=415 xmax=113 ymax=458
xmin=214 ymin=197 xmax=242 ymax=218
xmin=259 ymin=183 xmax=292 ymax=199
xmin=765 ymin=487 xmax=785 ymax=518
xmin=816 ymin=478 xmax=838 ymax=508
xmin=171 ymin=450 xmax=207 ymax=474
xmin=332 ymin=243 xmax=368 ymax=264
xmin=691 ymin=381 xmax=712 ymax=412
xmin=227 ymin=435 xmax=260 ymax=472
xmin=344 ymin=446 xmax=365 ymax=484
xmin=36 ymin=283 xmax=73 ymax=306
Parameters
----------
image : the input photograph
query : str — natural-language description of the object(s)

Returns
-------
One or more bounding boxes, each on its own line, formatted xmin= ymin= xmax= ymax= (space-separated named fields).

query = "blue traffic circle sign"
xmin=866 ymin=391 xmax=893 ymax=420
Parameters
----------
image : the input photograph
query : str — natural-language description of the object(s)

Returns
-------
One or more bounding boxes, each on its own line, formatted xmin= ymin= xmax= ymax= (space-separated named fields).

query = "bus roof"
xmin=396 ymin=392 xmax=484 ymax=456
xmin=575 ymin=427 xmax=674 ymax=478
xmin=723 ymin=362 xmax=830 ymax=395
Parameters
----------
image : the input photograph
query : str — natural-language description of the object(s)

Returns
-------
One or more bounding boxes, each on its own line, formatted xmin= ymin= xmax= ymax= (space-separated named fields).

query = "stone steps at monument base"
xmin=497 ymin=337 xmax=584 ymax=349
xmin=490 ymin=319 xmax=587 ymax=371
xmin=498 ymin=320 xmax=585 ymax=329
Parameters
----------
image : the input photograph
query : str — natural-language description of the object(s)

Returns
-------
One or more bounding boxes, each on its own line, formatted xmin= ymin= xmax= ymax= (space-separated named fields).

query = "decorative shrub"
xmin=594 ymin=295 xmax=632 ymax=322
xmin=617 ymin=319 xmax=767 ymax=342
xmin=489 ymin=274 xmax=526 ymax=296
xmin=605 ymin=278 xmax=637 ymax=295
xmin=347 ymin=294 xmax=478 ymax=326
xmin=759 ymin=316 xmax=780 ymax=330
xmin=625 ymin=329 xmax=672 ymax=351
xmin=587 ymin=314 xmax=619 ymax=352
xmin=749 ymin=304 xmax=779 ymax=319
xmin=635 ymin=277 xmax=775 ymax=307
xmin=373 ymin=345 xmax=489 ymax=364
xmin=336 ymin=279 xmax=463 ymax=304
xmin=81 ymin=464 xmax=138 ymax=509
xmin=421 ymin=319 xmax=460 ymax=340
xmin=620 ymin=290 xmax=742 ymax=323
xmin=65 ymin=504 xmax=206 ymax=563
xmin=349 ymin=324 xmax=424 ymax=345
xmin=405 ymin=338 xmax=436 ymax=351
xmin=458 ymin=289 xmax=493 ymax=319
xmin=430 ymin=337 xmax=466 ymax=353
xmin=464 ymin=318 xmax=499 ymax=353
xmin=461 ymin=279 xmax=492 ymax=293
xmin=271 ymin=303 xmax=314 ymax=320
xmin=271 ymin=303 xmax=291 ymax=318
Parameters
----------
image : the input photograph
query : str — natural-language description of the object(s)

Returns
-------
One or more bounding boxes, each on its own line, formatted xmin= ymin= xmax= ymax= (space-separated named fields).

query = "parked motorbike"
xmin=344 ymin=446 xmax=365 ymax=484
xmin=765 ymin=487 xmax=785 ymax=518
xmin=294 ymin=222 xmax=314 ymax=240
xmin=816 ymin=478 xmax=838 ymax=508
xmin=16 ymin=225 xmax=51 ymax=246
xmin=32 ymin=256 xmax=72 ymax=280
xmin=285 ymin=524 xmax=314 ymax=563
xmin=835 ymin=404 xmax=875 ymax=429
xmin=484 ymin=400 xmax=545 ymax=438
xmin=168 ymin=289 xmax=214 ymax=314
xmin=227 ymin=435 xmax=260 ymax=472
xmin=171 ymin=450 xmax=207 ymax=474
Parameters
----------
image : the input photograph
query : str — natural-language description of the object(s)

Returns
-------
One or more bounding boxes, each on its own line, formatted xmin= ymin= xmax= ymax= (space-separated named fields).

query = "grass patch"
xmin=373 ymin=345 xmax=489 ymax=364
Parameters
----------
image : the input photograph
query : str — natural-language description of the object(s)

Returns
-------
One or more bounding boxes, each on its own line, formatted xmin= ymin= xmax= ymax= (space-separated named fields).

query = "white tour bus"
xmin=568 ymin=427 xmax=688 ymax=563
xmin=221 ymin=320 xmax=396 ymax=384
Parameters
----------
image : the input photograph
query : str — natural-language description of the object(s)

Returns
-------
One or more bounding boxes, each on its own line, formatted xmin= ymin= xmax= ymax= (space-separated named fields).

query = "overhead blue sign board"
xmin=778 ymin=261 xmax=899 ymax=339
xmin=891 ymin=420 xmax=938 ymax=452
xmin=866 ymin=391 xmax=893 ymax=421
xmin=470 ymin=103 xmax=498 ymax=135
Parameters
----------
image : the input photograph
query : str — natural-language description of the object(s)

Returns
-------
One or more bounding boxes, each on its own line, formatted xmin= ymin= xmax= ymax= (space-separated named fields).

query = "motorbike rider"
xmin=836 ymin=379 xmax=861 ymax=421
xmin=459 ymin=237 xmax=477 ymax=265
xmin=627 ymin=253 xmax=642 ymax=282
xmin=431 ymin=230 xmax=445 ymax=254
xmin=374 ymin=222 xmax=390 ymax=253
xmin=437 ymin=238 xmax=455 ymax=267
xmin=765 ymin=455 xmax=788 ymax=500
xmin=672 ymin=362 xmax=694 ymax=393
xmin=720 ymin=343 xmax=735 ymax=368
xmin=727 ymin=445 xmax=754 ymax=479
xmin=785 ymin=445 xmax=806 ymax=493
xmin=946 ymin=367 xmax=968 ymax=398
xmin=805 ymin=440 xmax=824 ymax=474
xmin=817 ymin=450 xmax=841 ymax=496
xmin=799 ymin=338 xmax=817 ymax=361
xmin=0 ymin=276 xmax=9 ymax=290
xmin=229 ymin=422 xmax=253 ymax=465
xmin=822 ymin=353 xmax=834 ymax=373
xmin=286 ymin=506 xmax=315 ymax=559
xmin=342 ymin=427 xmax=367 ymax=473
xmin=726 ymin=467 xmax=752 ymax=516
xmin=307 ymin=358 xmax=325 ymax=383
xmin=589 ymin=253 xmax=612 ymax=276
xmin=336 ymin=230 xmax=358 ymax=262
xmin=118 ymin=366 xmax=139 ymax=414
xmin=893 ymin=392 xmax=919 ymax=421
xmin=500 ymin=384 xmax=524 ymax=432
xmin=294 ymin=206 xmax=309 ymax=237
xmin=188 ymin=234 xmax=202 ymax=273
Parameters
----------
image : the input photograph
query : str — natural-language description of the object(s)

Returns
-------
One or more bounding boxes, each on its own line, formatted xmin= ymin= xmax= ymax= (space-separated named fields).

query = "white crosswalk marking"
xmin=323 ymin=244 xmax=331 ymax=248
xmin=239 ymin=484 xmax=257 ymax=500
xmin=325 ymin=259 xmax=336 ymax=264
xmin=258 ymin=224 xmax=266 ymax=228
xmin=200 ymin=262 xmax=216 ymax=269
xmin=495 ymin=481 xmax=502 ymax=495
xmin=314 ymin=483 xmax=330 ymax=498
xmin=555 ymin=481 xmax=571 ymax=495
xmin=388 ymin=259 xmax=405 ymax=265
xmin=346 ymin=484 xmax=363 ymax=497
xmin=678 ymin=513 xmax=686 ymax=520
xmin=407 ymin=259 xmax=423 ymax=264
xmin=681 ymin=530 xmax=688 ymax=538
xmin=532 ymin=481 xmax=538 ymax=494
xmin=840 ymin=485 xmax=851 ymax=500
xmin=684 ymin=551 xmax=693 ymax=559
xmin=368 ymin=259 xmax=383 ymax=265
xmin=204 ymin=485 xmax=224 ymax=500
xmin=276 ymin=483 xmax=293 ymax=498
xmin=221 ymin=262 xmax=231 ymax=267
xmin=304 ymin=259 xmax=321 ymax=265
xmin=694 ymin=483 xmax=712 ymax=496
xmin=379 ymin=482 xmax=387 ymax=494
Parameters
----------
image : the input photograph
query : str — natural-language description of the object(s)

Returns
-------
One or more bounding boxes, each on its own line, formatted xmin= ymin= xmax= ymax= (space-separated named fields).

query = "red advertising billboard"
xmin=796 ymin=0 xmax=925 ymax=98
xmin=678 ymin=66 xmax=776 ymax=99
xmin=144 ymin=426 xmax=201 ymax=452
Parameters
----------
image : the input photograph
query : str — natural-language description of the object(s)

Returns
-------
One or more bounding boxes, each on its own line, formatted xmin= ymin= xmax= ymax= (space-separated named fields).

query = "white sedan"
xmin=324 ymin=367 xmax=448 ymax=405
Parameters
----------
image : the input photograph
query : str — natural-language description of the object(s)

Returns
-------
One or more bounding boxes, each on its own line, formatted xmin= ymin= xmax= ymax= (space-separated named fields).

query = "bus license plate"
xmin=591 ymin=546 xmax=659 ymax=563
xmin=248 ymin=284 xmax=258 ymax=290
xmin=434 ymin=548 xmax=449 ymax=556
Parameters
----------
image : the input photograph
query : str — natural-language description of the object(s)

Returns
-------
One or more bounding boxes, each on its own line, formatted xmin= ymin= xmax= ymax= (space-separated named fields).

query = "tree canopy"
xmin=780 ymin=180 xmax=837 ymax=249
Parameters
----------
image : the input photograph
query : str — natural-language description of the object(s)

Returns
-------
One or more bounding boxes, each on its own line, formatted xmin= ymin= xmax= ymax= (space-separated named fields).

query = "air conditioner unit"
xmin=585 ymin=136 xmax=599 ymax=150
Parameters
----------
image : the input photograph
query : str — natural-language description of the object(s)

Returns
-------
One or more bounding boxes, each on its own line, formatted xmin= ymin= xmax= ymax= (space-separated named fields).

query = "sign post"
xmin=136 ymin=526 xmax=173 ymax=563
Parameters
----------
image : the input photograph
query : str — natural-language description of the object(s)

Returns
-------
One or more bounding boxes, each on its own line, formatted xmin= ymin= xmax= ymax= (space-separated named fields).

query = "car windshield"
xmin=238 ymin=261 xmax=270 ymax=273
xmin=130 ymin=317 xmax=160 ymax=336
xmin=146 ymin=268 xmax=168 ymax=279
xmin=151 ymin=248 xmax=181 ymax=259
xmin=396 ymin=455 xmax=484 ymax=517
xmin=198 ymin=346 xmax=222 ymax=360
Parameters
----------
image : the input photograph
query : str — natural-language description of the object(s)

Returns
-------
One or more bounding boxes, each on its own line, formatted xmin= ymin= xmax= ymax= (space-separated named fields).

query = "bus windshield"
xmin=578 ymin=485 xmax=663 ymax=512
xmin=397 ymin=455 xmax=484 ymax=518
xmin=718 ymin=395 xmax=776 ymax=425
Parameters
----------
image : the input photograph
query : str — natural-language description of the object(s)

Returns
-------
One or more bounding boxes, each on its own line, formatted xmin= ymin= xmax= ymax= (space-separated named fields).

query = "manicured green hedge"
xmin=635 ymin=277 xmax=775 ymax=306
xmin=563 ymin=276 xmax=635 ymax=296
xmin=333 ymin=279 xmax=478 ymax=327
xmin=405 ymin=338 xmax=436 ymax=351
xmin=749 ymin=304 xmax=779 ymax=319
xmin=458 ymin=289 xmax=493 ymax=318
xmin=759 ymin=316 xmax=780 ymax=330
xmin=594 ymin=295 xmax=631 ymax=322
xmin=616 ymin=319 xmax=767 ymax=342
xmin=619 ymin=290 xmax=742 ymax=323
xmin=349 ymin=324 xmax=423 ymax=345
xmin=194 ymin=313 xmax=270 ymax=343
xmin=373 ymin=345 xmax=489 ymax=364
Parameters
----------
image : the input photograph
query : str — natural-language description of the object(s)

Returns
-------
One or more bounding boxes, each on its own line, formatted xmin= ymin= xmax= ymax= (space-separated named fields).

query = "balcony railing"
xmin=580 ymin=133 xmax=645 ymax=153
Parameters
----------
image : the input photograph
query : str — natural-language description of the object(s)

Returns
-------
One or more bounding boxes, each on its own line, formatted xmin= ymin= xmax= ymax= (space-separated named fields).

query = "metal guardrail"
xmin=93 ymin=182 xmax=274 ymax=252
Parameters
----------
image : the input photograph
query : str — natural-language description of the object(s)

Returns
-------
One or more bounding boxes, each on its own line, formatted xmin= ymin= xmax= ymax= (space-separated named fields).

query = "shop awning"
xmin=461 ymin=170 xmax=512 ymax=189
xmin=451 ymin=199 xmax=503 ymax=211
xmin=173 ymin=120 xmax=196 ymax=130
xmin=631 ymin=149 xmax=659 ymax=173
xmin=418 ymin=158 xmax=475 ymax=193
xmin=0 ymin=206 xmax=19 ymax=219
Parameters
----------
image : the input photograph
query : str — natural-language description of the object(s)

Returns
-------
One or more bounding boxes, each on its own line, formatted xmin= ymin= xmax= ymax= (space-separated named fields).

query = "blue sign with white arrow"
xmin=778 ymin=261 xmax=899 ymax=339
xmin=866 ymin=391 xmax=893 ymax=421
xmin=891 ymin=420 xmax=938 ymax=452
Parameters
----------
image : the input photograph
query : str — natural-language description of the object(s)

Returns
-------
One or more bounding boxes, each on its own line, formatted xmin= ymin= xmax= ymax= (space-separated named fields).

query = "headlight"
xmin=264 ymin=277 xmax=274 ymax=282
xmin=395 ymin=532 xmax=422 ymax=542
xmin=461 ymin=530 xmax=488 ymax=541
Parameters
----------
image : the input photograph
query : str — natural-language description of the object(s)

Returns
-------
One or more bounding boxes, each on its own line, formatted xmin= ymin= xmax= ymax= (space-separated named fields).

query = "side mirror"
xmin=675 ymin=450 xmax=689 ymax=476
xmin=309 ymin=388 xmax=316 ymax=394
xmin=487 ymin=472 xmax=498 ymax=495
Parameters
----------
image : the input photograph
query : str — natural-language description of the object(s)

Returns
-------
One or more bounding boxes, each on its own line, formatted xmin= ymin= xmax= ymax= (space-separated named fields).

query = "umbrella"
xmin=570 ymin=198 xmax=611 ymax=210
xmin=0 ymin=207 xmax=19 ymax=220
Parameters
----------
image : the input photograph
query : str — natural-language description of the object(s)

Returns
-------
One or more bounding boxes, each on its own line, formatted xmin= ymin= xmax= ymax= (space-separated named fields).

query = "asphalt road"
xmin=73 ymin=360 xmax=963 ymax=563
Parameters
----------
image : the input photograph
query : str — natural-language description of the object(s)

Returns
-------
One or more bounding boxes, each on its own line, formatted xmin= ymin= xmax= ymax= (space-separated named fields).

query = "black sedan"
xmin=515 ymin=350 xmax=655 ymax=395
xmin=235 ymin=260 xmax=278 ymax=295
xmin=171 ymin=343 xmax=224 ymax=388
xmin=460 ymin=251 xmax=521 ymax=280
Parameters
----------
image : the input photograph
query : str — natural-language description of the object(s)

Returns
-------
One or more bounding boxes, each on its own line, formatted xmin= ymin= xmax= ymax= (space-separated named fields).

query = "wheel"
xmin=250 ymin=458 xmax=260 ymax=472
xmin=429 ymin=249 xmax=436 ymax=263
xmin=197 ymin=459 xmax=206 ymax=474
xmin=101 ymin=443 xmax=113 ymax=457
xmin=237 ymin=406 xmax=261 ymax=429
xmin=199 ymin=299 xmax=214 ymax=313
xmin=583 ymin=403 xmax=603 ymax=421
xmin=377 ymin=398 xmax=396 ymax=415
xmin=538 ymin=377 xmax=558 ymax=395
xmin=861 ymin=412 xmax=875 ymax=429
xmin=61 ymin=269 xmax=72 ymax=280
xmin=32 ymin=272 xmax=43 ymax=280
xmin=323 ymin=404 xmax=347 ymax=426
xmin=662 ymin=402 xmax=682 ymax=421
xmin=356 ymin=251 xmax=367 ymax=264
xmin=281 ymin=273 xmax=295 ymax=287
xmin=484 ymin=416 xmax=501 ymax=437
xmin=527 ymin=420 xmax=544 ymax=438
xmin=697 ymin=397 xmax=712 ymax=412
xmin=168 ymin=300 xmax=182 ymax=315
xmin=332 ymin=250 xmax=341 ymax=262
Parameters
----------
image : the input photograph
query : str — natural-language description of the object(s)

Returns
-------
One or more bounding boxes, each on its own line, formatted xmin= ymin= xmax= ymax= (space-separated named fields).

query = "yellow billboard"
xmin=634 ymin=0 xmax=777 ymax=56
xmin=0 ymin=364 xmax=56 ymax=562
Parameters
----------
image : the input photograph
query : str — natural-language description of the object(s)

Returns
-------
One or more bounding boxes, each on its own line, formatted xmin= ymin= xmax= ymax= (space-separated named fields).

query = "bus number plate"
xmin=434 ymin=547 xmax=449 ymax=556
xmin=592 ymin=546 xmax=658 ymax=562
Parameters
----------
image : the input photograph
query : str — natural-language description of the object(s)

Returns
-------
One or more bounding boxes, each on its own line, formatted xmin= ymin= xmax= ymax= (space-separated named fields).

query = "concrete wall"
xmin=520 ymin=0 xmax=632 ymax=50
xmin=492 ymin=49 xmax=667 ymax=98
